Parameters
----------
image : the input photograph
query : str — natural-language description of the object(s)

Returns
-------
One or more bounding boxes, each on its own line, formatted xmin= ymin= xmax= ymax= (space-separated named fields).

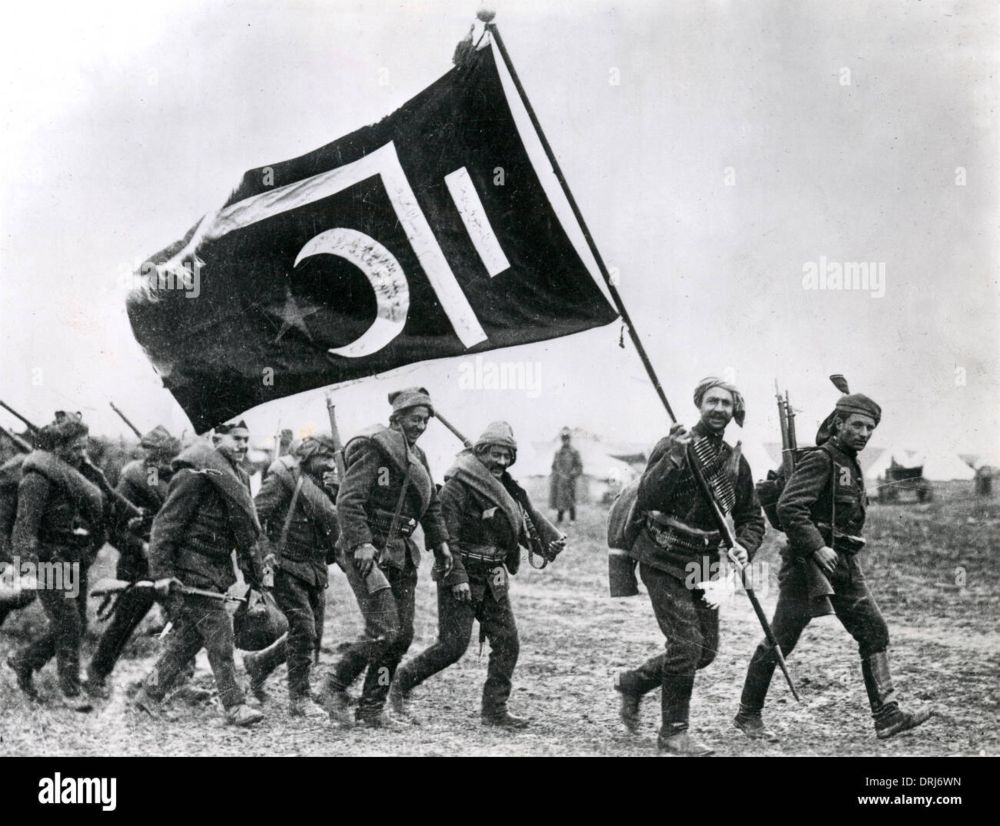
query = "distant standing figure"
xmin=550 ymin=428 xmax=583 ymax=523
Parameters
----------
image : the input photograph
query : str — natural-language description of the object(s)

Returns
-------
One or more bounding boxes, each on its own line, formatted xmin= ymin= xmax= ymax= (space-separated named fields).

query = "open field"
xmin=1 ymin=480 xmax=997 ymax=756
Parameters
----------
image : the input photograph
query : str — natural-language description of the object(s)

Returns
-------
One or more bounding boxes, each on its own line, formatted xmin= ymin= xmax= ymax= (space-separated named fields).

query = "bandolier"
xmin=615 ymin=378 xmax=765 ymax=756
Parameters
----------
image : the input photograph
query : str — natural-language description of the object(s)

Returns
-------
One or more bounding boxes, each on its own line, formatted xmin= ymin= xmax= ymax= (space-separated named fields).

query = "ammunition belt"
xmin=645 ymin=514 xmax=720 ymax=553
xmin=367 ymin=508 xmax=417 ymax=538
xmin=459 ymin=544 xmax=507 ymax=564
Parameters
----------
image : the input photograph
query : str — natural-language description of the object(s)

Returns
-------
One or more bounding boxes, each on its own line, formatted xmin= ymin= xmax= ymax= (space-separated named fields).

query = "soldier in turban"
xmin=736 ymin=391 xmax=933 ymax=742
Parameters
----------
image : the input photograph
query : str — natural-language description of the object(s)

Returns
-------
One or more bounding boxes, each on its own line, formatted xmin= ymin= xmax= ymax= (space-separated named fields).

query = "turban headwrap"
xmin=816 ymin=393 xmax=882 ymax=445
xmin=36 ymin=416 xmax=89 ymax=451
xmin=139 ymin=425 xmax=181 ymax=457
xmin=693 ymin=377 xmax=746 ymax=427
xmin=473 ymin=421 xmax=518 ymax=467
xmin=294 ymin=434 xmax=339 ymax=462
xmin=388 ymin=387 xmax=434 ymax=416
xmin=214 ymin=418 xmax=248 ymax=435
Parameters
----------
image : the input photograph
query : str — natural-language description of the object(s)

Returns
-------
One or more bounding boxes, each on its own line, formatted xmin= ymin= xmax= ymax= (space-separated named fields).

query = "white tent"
xmin=921 ymin=452 xmax=975 ymax=481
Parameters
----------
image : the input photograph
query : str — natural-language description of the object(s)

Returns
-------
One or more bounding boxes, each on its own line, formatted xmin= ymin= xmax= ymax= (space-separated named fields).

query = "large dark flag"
xmin=127 ymin=45 xmax=617 ymax=432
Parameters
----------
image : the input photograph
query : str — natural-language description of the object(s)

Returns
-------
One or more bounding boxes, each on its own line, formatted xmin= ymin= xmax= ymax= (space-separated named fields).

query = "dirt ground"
xmin=1 ymin=480 xmax=997 ymax=757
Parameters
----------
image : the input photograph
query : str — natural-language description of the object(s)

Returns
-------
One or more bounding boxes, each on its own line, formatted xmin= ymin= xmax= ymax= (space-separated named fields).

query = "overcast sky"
xmin=1 ymin=0 xmax=997 ymax=472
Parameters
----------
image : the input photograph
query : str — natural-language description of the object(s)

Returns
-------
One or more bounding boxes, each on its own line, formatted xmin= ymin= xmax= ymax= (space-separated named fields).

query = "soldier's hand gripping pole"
xmin=687 ymin=443 xmax=801 ymax=702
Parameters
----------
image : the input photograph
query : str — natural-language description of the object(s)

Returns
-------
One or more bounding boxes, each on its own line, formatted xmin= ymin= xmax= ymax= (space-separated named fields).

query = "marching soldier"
xmin=6 ymin=415 xmax=105 ymax=710
xmin=243 ymin=435 xmax=340 ymax=719
xmin=85 ymin=426 xmax=181 ymax=697
xmin=550 ymin=427 xmax=582 ymax=524
xmin=131 ymin=420 xmax=266 ymax=727
xmin=735 ymin=393 xmax=932 ymax=741
xmin=0 ymin=451 xmax=35 ymax=629
xmin=390 ymin=422 xmax=565 ymax=729
xmin=322 ymin=387 xmax=453 ymax=728
xmin=614 ymin=378 xmax=765 ymax=755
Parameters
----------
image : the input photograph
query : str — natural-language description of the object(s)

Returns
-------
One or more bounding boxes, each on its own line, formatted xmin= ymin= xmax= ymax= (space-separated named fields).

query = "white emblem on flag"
xmin=444 ymin=167 xmax=510 ymax=277
xmin=294 ymin=228 xmax=409 ymax=358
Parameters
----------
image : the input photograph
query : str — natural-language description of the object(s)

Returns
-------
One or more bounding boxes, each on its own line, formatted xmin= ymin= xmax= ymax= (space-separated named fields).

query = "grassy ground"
xmin=1 ymin=480 xmax=996 ymax=756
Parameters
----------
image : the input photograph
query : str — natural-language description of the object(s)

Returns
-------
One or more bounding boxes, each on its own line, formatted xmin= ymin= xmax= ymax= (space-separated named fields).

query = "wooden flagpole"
xmin=484 ymin=19 xmax=678 ymax=425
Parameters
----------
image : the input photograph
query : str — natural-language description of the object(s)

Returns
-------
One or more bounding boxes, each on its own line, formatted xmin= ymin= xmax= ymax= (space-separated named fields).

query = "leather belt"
xmin=460 ymin=544 xmax=507 ymax=564
xmin=368 ymin=508 xmax=417 ymax=538
xmin=645 ymin=513 xmax=720 ymax=551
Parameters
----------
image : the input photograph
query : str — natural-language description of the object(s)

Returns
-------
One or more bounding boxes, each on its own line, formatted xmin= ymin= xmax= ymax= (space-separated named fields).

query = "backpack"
xmin=606 ymin=479 xmax=641 ymax=550
xmin=756 ymin=446 xmax=832 ymax=531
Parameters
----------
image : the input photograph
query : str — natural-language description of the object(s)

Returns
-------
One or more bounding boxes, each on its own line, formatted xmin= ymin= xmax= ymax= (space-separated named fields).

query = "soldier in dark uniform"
xmin=614 ymin=378 xmax=765 ymax=755
xmin=735 ymin=393 xmax=932 ymax=741
xmin=131 ymin=420 xmax=266 ymax=727
xmin=390 ymin=422 xmax=565 ymax=729
xmin=85 ymin=426 xmax=181 ymax=697
xmin=0 ymin=452 xmax=36 ymax=629
xmin=243 ymin=434 xmax=340 ymax=719
xmin=6 ymin=415 xmax=105 ymax=710
xmin=322 ymin=387 xmax=452 ymax=728
xmin=550 ymin=428 xmax=583 ymax=523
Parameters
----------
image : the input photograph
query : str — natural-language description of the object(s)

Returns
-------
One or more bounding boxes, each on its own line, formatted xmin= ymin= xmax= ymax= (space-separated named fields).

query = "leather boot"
xmin=862 ymin=651 xmax=932 ymax=739
xmin=7 ymin=655 xmax=39 ymax=702
xmin=243 ymin=633 xmax=287 ymax=704
xmin=482 ymin=708 xmax=530 ymax=730
xmin=657 ymin=674 xmax=713 ymax=756
xmin=225 ymin=703 xmax=264 ymax=727
xmin=733 ymin=704 xmax=779 ymax=743
xmin=321 ymin=683 xmax=355 ymax=728
xmin=740 ymin=643 xmax=778 ymax=714
xmin=387 ymin=679 xmax=421 ymax=725
xmin=614 ymin=672 xmax=643 ymax=734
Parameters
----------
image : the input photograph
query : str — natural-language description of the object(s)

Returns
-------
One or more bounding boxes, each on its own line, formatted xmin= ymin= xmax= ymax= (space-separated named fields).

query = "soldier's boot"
xmin=60 ymin=693 xmax=93 ymax=713
xmin=733 ymin=704 xmax=780 ymax=743
xmin=387 ymin=677 xmax=421 ymax=726
xmin=6 ymin=655 xmax=39 ymax=702
xmin=862 ymin=652 xmax=933 ymax=740
xmin=225 ymin=703 xmax=265 ymax=728
xmin=84 ymin=666 xmax=111 ymax=700
xmin=613 ymin=672 xmax=643 ymax=734
xmin=321 ymin=683 xmax=356 ymax=728
xmin=130 ymin=685 xmax=163 ymax=719
xmin=656 ymin=674 xmax=713 ymax=757
xmin=289 ymin=694 xmax=329 ymax=720
xmin=482 ymin=708 xmax=530 ymax=730
xmin=356 ymin=710 xmax=405 ymax=730
xmin=243 ymin=636 xmax=286 ymax=705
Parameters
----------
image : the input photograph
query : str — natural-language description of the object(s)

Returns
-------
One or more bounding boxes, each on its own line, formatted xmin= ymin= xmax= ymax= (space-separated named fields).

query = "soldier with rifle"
xmin=242 ymin=434 xmax=340 ymax=719
xmin=131 ymin=419 xmax=267 ymax=727
xmin=390 ymin=421 xmax=565 ymax=730
xmin=322 ymin=387 xmax=453 ymax=728
xmin=6 ymin=413 xmax=106 ymax=710
xmin=85 ymin=425 xmax=181 ymax=697
xmin=736 ymin=390 xmax=933 ymax=741
xmin=613 ymin=378 xmax=765 ymax=756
